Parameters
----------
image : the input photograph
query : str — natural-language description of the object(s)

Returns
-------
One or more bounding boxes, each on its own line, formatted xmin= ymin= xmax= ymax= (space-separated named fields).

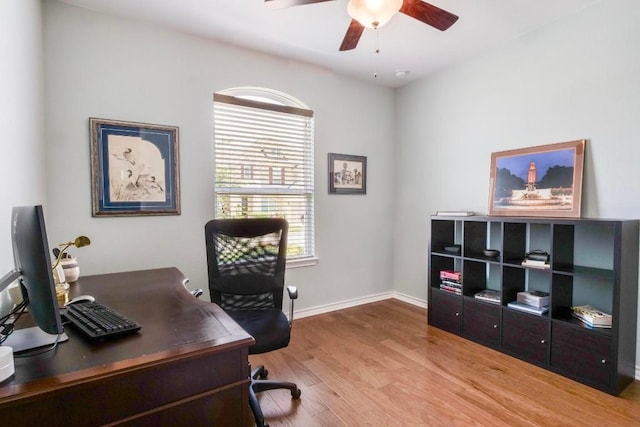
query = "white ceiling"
xmin=57 ymin=0 xmax=604 ymax=88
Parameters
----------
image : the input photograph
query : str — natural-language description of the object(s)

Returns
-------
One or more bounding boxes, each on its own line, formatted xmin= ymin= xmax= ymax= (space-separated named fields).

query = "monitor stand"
xmin=2 ymin=327 xmax=68 ymax=353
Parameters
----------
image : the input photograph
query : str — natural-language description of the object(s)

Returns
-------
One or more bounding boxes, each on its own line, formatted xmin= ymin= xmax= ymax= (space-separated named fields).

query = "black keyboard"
xmin=62 ymin=301 xmax=141 ymax=340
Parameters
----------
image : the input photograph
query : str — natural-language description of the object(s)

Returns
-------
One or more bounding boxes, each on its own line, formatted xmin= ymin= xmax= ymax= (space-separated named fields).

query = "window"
xmin=241 ymin=164 xmax=253 ymax=180
xmin=269 ymin=166 xmax=285 ymax=185
xmin=213 ymin=88 xmax=315 ymax=263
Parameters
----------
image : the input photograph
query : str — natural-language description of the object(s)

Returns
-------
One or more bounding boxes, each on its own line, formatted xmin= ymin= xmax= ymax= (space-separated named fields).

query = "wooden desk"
xmin=0 ymin=267 xmax=254 ymax=426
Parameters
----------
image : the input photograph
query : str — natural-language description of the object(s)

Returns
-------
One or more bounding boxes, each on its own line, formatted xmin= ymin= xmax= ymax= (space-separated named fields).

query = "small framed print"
xmin=488 ymin=139 xmax=585 ymax=218
xmin=90 ymin=118 xmax=180 ymax=216
xmin=328 ymin=153 xmax=367 ymax=195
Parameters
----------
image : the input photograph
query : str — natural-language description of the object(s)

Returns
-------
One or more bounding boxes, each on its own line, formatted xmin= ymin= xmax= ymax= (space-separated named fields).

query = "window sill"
xmin=286 ymin=256 xmax=319 ymax=269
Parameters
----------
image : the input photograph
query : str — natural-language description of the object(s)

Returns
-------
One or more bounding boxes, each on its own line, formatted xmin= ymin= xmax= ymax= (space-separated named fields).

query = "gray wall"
xmin=0 ymin=0 xmax=45 ymax=314
xmin=394 ymin=0 xmax=640 ymax=367
xmin=41 ymin=1 xmax=396 ymax=311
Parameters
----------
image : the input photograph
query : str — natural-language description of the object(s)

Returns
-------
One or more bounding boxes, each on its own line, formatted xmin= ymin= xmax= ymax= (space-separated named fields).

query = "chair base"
xmin=249 ymin=364 xmax=301 ymax=427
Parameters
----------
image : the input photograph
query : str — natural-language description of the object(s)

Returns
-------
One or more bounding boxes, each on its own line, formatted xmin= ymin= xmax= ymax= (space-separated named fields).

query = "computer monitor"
xmin=0 ymin=205 xmax=67 ymax=352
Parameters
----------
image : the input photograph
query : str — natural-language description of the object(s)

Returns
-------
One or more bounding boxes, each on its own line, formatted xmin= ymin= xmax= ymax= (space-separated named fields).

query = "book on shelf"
xmin=572 ymin=313 xmax=612 ymax=329
xmin=571 ymin=305 xmax=612 ymax=327
xmin=521 ymin=259 xmax=550 ymax=269
xmin=440 ymin=270 xmax=462 ymax=281
xmin=439 ymin=284 xmax=462 ymax=295
xmin=517 ymin=291 xmax=549 ymax=308
xmin=440 ymin=280 xmax=461 ymax=289
xmin=507 ymin=300 xmax=549 ymax=316
xmin=474 ymin=289 xmax=500 ymax=304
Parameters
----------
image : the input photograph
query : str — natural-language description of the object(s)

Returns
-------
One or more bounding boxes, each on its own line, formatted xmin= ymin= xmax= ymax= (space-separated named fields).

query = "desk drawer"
xmin=118 ymin=382 xmax=249 ymax=426
xmin=1 ymin=347 xmax=249 ymax=426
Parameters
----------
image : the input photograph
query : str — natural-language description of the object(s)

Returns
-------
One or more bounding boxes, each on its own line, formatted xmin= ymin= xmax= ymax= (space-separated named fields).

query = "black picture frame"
xmin=90 ymin=118 xmax=180 ymax=216
xmin=328 ymin=153 xmax=367 ymax=195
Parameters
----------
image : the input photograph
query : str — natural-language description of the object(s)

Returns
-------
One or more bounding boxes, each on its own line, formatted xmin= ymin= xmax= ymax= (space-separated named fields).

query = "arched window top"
xmin=217 ymin=87 xmax=310 ymax=110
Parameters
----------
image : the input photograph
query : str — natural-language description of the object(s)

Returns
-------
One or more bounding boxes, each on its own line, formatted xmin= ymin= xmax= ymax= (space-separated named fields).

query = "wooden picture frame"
xmin=328 ymin=153 xmax=367 ymax=194
xmin=90 ymin=118 xmax=180 ymax=216
xmin=488 ymin=139 xmax=586 ymax=218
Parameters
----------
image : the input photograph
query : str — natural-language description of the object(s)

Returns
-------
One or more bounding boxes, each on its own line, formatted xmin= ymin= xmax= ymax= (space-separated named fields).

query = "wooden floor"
xmin=250 ymin=299 xmax=640 ymax=426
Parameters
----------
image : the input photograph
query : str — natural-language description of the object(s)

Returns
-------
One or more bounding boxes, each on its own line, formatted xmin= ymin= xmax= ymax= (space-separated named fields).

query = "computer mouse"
xmin=65 ymin=294 xmax=95 ymax=306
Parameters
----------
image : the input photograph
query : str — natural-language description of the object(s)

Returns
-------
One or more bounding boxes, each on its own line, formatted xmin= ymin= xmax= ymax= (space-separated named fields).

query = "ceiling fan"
xmin=265 ymin=0 xmax=459 ymax=51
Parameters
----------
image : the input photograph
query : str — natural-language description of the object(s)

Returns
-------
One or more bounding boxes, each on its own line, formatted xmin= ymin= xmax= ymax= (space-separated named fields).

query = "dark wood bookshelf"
xmin=428 ymin=215 xmax=639 ymax=395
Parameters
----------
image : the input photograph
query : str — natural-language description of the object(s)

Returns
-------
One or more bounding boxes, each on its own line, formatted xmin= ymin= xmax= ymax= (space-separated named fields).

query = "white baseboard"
xmin=392 ymin=292 xmax=428 ymax=309
xmin=292 ymin=291 xmax=426 ymax=319
xmin=291 ymin=294 xmax=640 ymax=381
xmin=293 ymin=291 xmax=394 ymax=319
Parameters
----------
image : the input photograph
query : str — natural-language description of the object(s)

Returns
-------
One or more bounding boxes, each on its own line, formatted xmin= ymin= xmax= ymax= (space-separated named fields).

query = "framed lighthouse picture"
xmin=488 ymin=139 xmax=586 ymax=218
xmin=90 ymin=118 xmax=181 ymax=216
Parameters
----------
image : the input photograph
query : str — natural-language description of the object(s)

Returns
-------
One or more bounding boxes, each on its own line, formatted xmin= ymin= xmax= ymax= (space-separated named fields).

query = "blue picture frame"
xmin=90 ymin=118 xmax=180 ymax=216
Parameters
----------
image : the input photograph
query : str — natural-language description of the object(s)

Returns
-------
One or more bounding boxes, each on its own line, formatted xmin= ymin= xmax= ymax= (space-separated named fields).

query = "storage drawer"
xmin=463 ymin=298 xmax=501 ymax=347
xmin=428 ymin=289 xmax=462 ymax=335
xmin=551 ymin=321 xmax=611 ymax=389
xmin=502 ymin=308 xmax=550 ymax=366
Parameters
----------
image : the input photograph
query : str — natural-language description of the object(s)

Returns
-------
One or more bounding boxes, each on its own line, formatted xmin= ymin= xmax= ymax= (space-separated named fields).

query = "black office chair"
xmin=205 ymin=217 xmax=301 ymax=427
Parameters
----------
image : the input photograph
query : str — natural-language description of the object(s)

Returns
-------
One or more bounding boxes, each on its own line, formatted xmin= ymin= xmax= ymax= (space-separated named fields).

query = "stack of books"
xmin=474 ymin=289 xmax=500 ymax=304
xmin=571 ymin=305 xmax=612 ymax=329
xmin=507 ymin=290 xmax=550 ymax=316
xmin=439 ymin=270 xmax=462 ymax=295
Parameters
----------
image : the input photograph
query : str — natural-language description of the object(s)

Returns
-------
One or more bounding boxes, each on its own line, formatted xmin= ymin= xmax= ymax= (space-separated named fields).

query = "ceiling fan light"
xmin=347 ymin=0 xmax=403 ymax=29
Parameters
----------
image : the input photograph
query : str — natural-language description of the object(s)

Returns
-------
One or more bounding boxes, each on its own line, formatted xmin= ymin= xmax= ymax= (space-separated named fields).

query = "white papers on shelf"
xmin=435 ymin=211 xmax=476 ymax=217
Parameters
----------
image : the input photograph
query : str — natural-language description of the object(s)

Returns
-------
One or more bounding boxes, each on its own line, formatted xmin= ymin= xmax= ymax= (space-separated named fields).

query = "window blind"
xmin=214 ymin=93 xmax=315 ymax=260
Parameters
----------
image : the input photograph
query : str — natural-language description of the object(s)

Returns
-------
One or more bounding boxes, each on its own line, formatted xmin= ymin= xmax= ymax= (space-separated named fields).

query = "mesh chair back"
xmin=205 ymin=218 xmax=288 ymax=311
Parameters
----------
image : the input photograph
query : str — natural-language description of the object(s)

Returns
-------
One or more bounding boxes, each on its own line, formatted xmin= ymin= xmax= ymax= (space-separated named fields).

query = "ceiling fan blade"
xmin=400 ymin=0 xmax=459 ymax=31
xmin=339 ymin=19 xmax=365 ymax=51
xmin=265 ymin=0 xmax=334 ymax=9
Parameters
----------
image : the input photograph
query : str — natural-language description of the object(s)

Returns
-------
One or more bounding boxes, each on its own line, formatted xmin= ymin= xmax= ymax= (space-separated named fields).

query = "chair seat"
xmin=228 ymin=309 xmax=290 ymax=354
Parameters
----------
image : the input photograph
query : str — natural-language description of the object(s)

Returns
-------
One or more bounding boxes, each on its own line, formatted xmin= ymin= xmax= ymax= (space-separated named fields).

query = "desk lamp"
xmin=51 ymin=236 xmax=90 ymax=301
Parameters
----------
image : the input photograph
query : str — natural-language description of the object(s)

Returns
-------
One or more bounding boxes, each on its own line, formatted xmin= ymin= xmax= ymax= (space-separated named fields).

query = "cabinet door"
xmin=502 ymin=309 xmax=550 ymax=366
xmin=463 ymin=298 xmax=501 ymax=347
xmin=429 ymin=289 xmax=462 ymax=335
xmin=551 ymin=322 xmax=611 ymax=390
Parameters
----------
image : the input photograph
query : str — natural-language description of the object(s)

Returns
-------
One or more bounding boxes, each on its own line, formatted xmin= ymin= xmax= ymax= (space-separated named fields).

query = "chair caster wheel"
xmin=291 ymin=387 xmax=301 ymax=399
xmin=259 ymin=369 xmax=269 ymax=379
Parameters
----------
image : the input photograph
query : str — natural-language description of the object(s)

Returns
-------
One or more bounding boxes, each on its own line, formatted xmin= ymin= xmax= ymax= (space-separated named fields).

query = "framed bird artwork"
xmin=90 ymin=118 xmax=180 ymax=216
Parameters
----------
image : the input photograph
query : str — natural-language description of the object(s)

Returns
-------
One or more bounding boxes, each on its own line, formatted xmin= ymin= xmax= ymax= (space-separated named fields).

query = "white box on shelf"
xmin=517 ymin=291 xmax=549 ymax=308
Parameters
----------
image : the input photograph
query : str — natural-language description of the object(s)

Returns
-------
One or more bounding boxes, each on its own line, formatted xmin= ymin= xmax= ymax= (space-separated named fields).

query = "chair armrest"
xmin=182 ymin=277 xmax=203 ymax=299
xmin=286 ymin=286 xmax=298 ymax=326
xmin=287 ymin=286 xmax=298 ymax=299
